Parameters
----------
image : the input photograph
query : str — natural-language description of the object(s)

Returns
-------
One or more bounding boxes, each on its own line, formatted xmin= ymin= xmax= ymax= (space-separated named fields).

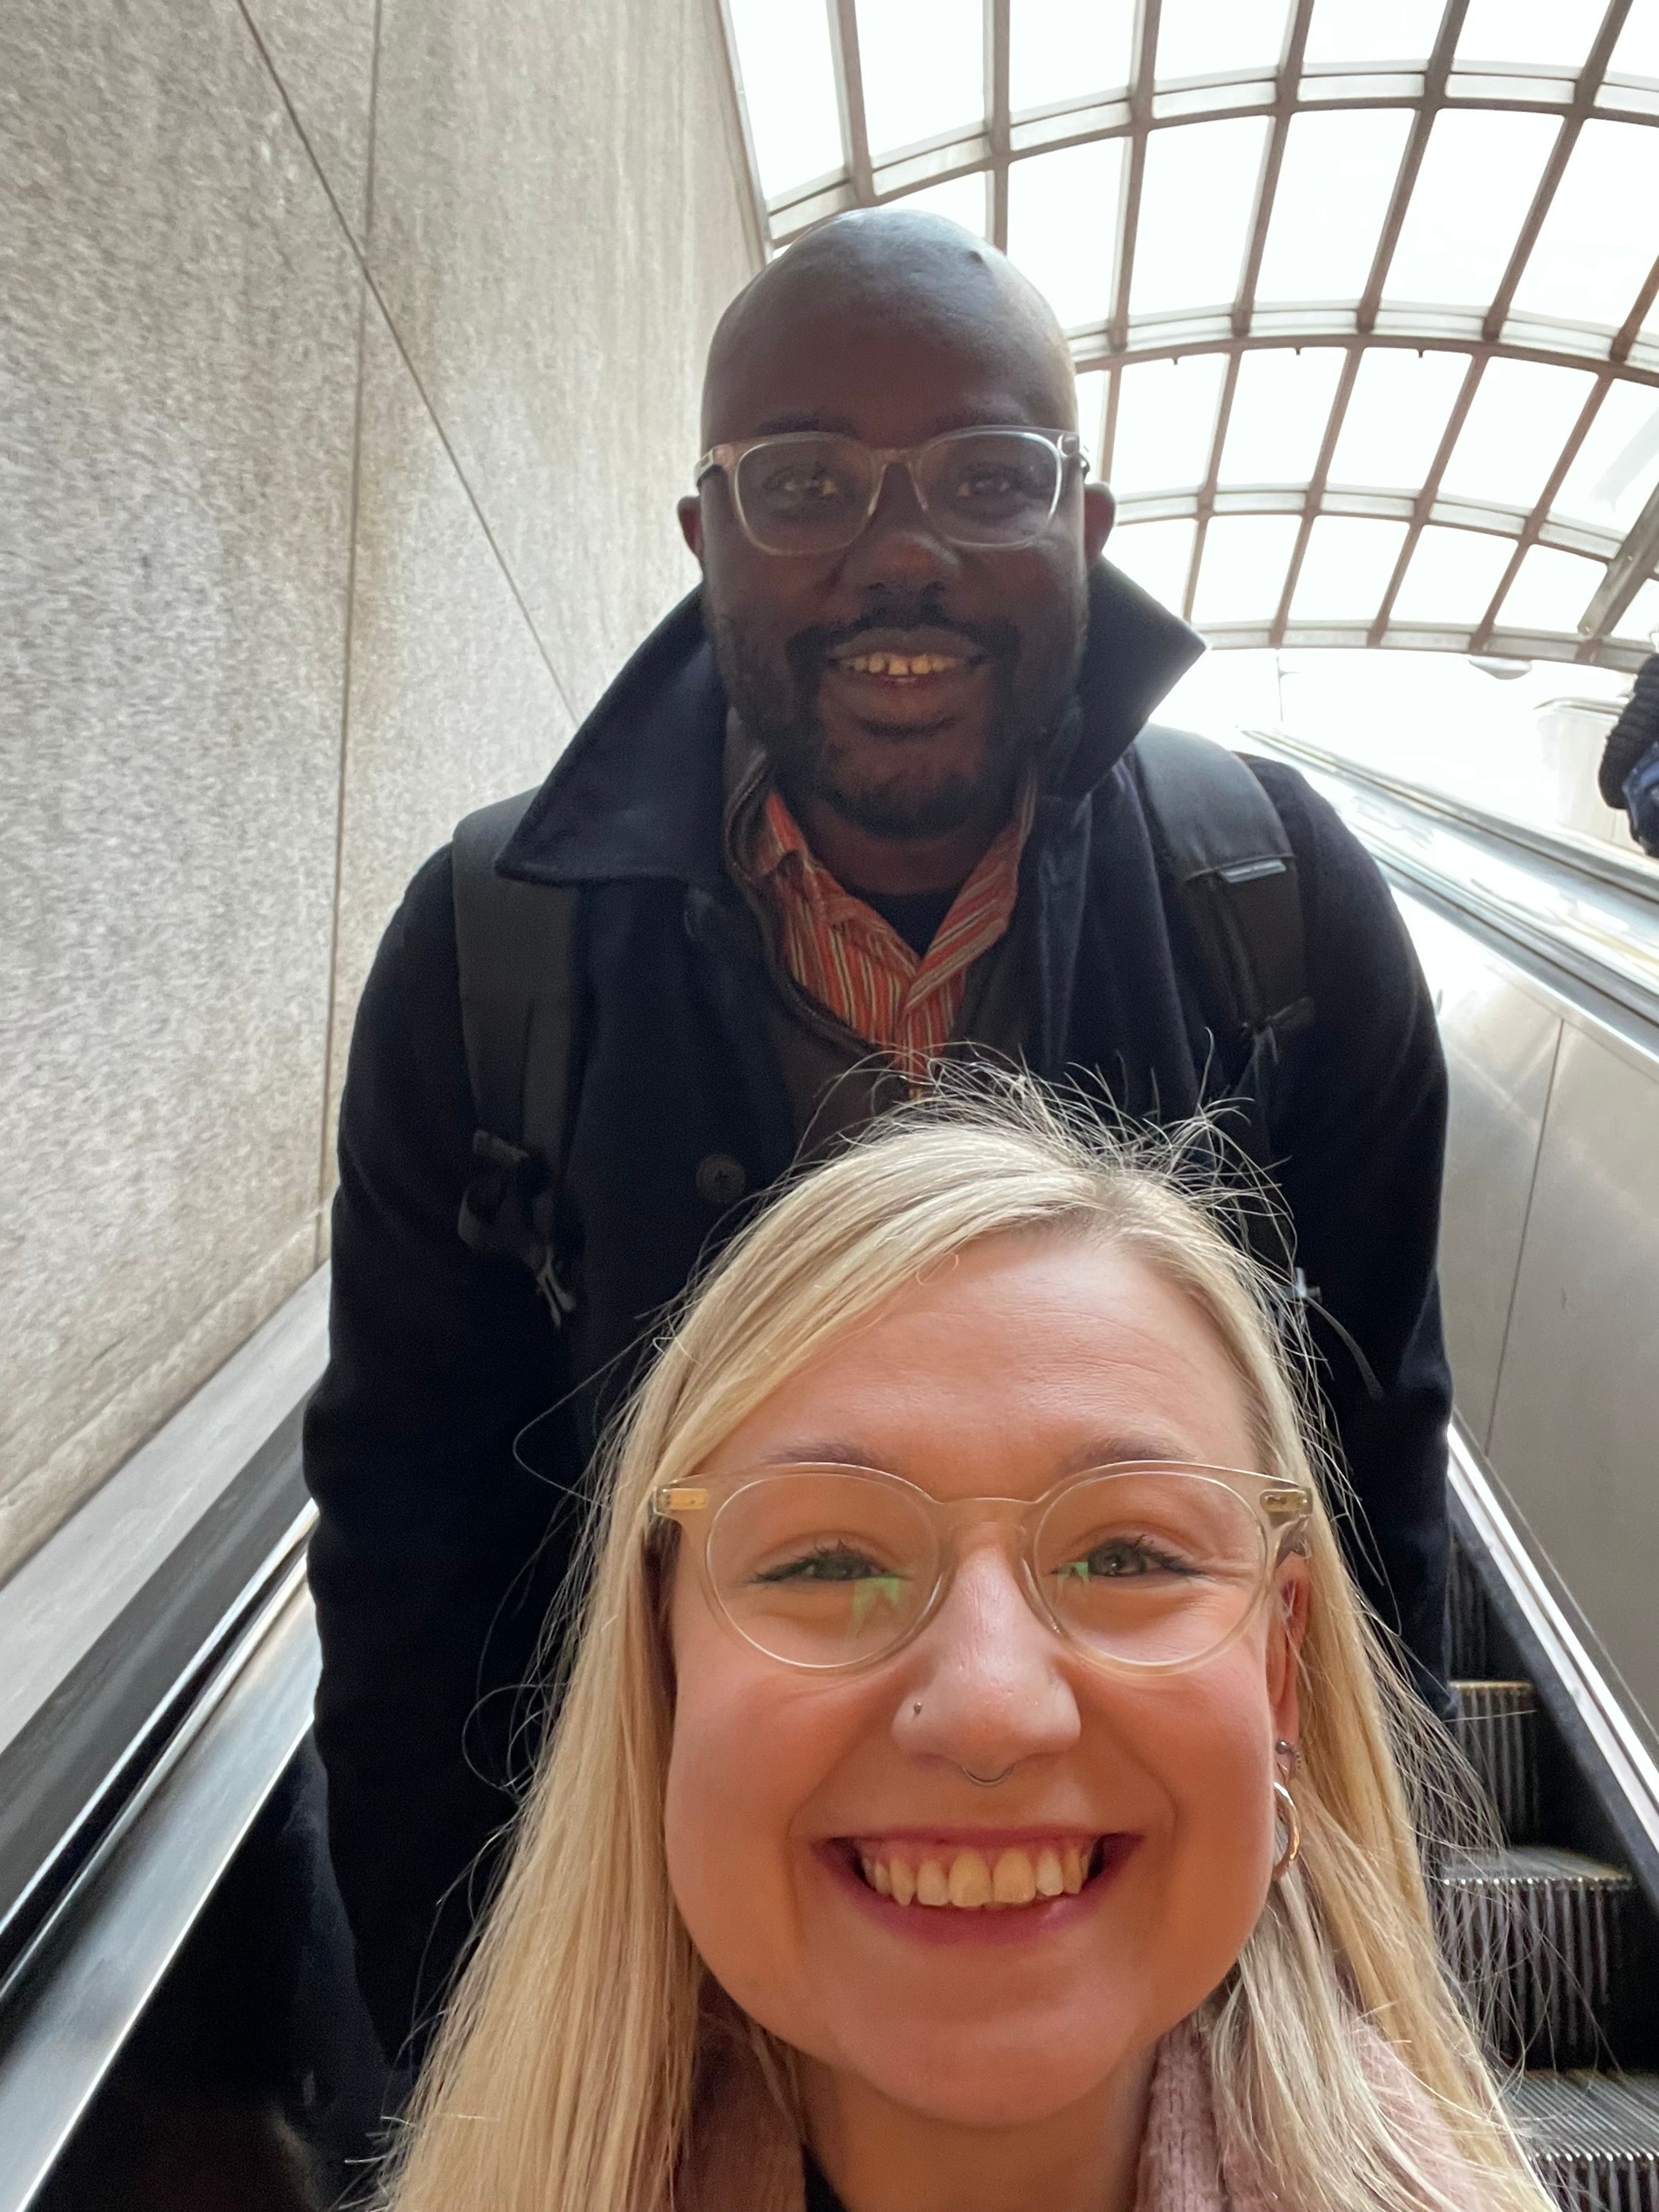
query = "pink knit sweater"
xmin=677 ymin=2014 xmax=1488 ymax=2212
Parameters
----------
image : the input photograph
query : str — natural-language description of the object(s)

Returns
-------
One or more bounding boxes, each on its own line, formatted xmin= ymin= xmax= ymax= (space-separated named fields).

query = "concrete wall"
xmin=0 ymin=0 xmax=759 ymax=1580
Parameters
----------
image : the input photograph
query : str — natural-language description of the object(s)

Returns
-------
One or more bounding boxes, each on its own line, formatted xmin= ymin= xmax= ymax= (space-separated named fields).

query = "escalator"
xmin=1252 ymin=725 xmax=1659 ymax=2209
xmin=1449 ymin=1534 xmax=1659 ymax=2205
xmin=2 ymin=738 xmax=1658 ymax=2212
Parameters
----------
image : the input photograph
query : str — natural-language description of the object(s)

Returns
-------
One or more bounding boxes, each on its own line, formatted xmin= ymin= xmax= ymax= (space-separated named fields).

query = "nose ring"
xmin=962 ymin=1764 xmax=1014 ymax=1788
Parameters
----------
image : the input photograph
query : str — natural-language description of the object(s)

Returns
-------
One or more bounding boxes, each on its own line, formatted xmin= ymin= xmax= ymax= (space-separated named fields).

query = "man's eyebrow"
xmin=751 ymin=412 xmax=860 ymax=437
xmin=746 ymin=406 xmax=1050 ymax=442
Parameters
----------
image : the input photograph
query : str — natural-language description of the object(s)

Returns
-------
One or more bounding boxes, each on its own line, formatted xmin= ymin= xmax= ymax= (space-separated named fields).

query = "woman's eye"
xmin=1056 ymin=1537 xmax=1198 ymax=1581
xmin=755 ymin=1544 xmax=889 ymax=1585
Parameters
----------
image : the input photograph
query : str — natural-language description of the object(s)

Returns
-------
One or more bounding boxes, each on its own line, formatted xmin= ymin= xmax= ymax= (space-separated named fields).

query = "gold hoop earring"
xmin=1271 ymin=1779 xmax=1301 ymax=1881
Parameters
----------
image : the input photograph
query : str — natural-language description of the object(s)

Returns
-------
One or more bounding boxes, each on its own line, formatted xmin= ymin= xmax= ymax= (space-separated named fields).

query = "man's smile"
xmin=820 ymin=623 xmax=993 ymax=726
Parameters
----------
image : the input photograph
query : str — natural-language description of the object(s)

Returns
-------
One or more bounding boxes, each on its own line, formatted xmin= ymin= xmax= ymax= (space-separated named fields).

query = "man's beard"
xmin=708 ymin=591 xmax=1085 ymax=842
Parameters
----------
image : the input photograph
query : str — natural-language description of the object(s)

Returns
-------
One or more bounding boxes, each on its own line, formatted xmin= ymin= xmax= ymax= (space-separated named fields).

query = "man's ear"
xmin=1267 ymin=1556 xmax=1310 ymax=1745
xmin=1083 ymin=480 xmax=1115 ymax=566
xmin=678 ymin=494 xmax=705 ymax=562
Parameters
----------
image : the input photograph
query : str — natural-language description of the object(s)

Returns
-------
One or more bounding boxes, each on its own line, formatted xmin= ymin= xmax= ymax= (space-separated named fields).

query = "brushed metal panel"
xmin=1488 ymin=1024 xmax=1659 ymax=1740
xmin=1399 ymin=897 xmax=1563 ymax=1449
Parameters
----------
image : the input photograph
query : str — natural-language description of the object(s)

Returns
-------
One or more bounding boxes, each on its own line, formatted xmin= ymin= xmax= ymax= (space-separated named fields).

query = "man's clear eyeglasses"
xmin=653 ymin=1462 xmax=1310 ymax=1676
xmin=693 ymin=428 xmax=1086 ymax=557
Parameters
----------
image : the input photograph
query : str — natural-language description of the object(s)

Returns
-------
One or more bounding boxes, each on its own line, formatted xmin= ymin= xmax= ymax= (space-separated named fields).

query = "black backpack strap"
xmin=450 ymin=791 xmax=579 ymax=1324
xmin=1133 ymin=726 xmax=1315 ymax=1152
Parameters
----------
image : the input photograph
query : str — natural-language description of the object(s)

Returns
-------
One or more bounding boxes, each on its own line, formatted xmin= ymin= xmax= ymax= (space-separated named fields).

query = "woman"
xmin=382 ymin=1085 xmax=1548 ymax=2212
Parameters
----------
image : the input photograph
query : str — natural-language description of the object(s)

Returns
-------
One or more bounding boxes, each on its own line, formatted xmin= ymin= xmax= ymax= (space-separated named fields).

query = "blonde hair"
xmin=382 ymin=1077 xmax=1548 ymax=2212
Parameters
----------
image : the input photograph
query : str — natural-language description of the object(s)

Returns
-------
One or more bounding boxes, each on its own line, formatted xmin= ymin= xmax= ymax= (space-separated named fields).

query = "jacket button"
xmin=696 ymin=1152 xmax=747 ymax=1208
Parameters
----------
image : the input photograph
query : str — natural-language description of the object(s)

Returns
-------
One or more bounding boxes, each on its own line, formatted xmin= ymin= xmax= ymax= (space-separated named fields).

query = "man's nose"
xmin=839 ymin=458 xmax=959 ymax=592
xmin=893 ymin=1539 xmax=1082 ymax=1774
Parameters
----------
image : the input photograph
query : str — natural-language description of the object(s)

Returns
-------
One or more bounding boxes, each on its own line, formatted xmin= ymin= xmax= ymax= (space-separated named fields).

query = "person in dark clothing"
xmin=303 ymin=210 xmax=1454 ymax=2069
xmin=1598 ymin=650 xmax=1659 ymax=855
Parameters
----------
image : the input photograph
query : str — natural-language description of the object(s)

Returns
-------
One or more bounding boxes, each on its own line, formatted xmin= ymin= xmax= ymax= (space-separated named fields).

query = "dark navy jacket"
xmin=304 ymin=566 xmax=1452 ymax=2061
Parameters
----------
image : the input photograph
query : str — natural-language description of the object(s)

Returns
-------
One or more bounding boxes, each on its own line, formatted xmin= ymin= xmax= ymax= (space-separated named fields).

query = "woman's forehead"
xmin=701 ymin=1233 xmax=1258 ymax=1490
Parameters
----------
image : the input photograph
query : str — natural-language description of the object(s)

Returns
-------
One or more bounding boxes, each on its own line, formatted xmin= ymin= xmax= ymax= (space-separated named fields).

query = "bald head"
xmin=701 ymin=210 xmax=1078 ymax=447
xmin=680 ymin=208 xmax=1114 ymax=889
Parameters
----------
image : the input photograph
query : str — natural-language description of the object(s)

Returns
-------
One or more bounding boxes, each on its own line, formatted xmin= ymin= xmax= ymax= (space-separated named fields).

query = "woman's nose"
xmin=893 ymin=1540 xmax=1082 ymax=1774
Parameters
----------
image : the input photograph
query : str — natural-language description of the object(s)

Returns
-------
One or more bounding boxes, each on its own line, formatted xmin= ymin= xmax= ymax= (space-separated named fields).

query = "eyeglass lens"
xmin=732 ymin=432 xmax=1064 ymax=555
xmin=704 ymin=1467 xmax=1269 ymax=1672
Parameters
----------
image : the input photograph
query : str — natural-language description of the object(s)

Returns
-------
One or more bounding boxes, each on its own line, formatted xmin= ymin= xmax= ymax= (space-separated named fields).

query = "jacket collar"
xmin=498 ymin=563 xmax=1203 ymax=890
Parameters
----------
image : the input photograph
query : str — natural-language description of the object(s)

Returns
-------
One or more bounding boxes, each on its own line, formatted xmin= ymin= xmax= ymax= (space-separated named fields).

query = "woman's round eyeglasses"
xmin=693 ymin=428 xmax=1086 ymax=557
xmin=653 ymin=1462 xmax=1310 ymax=1677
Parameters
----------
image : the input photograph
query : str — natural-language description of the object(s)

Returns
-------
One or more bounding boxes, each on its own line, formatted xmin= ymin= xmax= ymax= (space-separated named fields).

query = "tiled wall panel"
xmin=367 ymin=0 xmax=757 ymax=718
xmin=0 ymin=0 xmax=362 ymax=1574
xmin=1 ymin=0 xmax=756 ymax=1580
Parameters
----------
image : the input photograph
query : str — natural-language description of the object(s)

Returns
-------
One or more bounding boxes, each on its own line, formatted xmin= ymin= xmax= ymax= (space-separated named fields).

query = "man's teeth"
xmin=839 ymin=650 xmax=963 ymax=677
xmin=856 ymin=1841 xmax=1091 ymax=1909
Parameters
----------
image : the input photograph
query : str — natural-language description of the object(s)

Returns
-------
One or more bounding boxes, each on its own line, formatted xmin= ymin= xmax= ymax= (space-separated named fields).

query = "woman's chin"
xmin=806 ymin=2022 xmax=1136 ymax=2131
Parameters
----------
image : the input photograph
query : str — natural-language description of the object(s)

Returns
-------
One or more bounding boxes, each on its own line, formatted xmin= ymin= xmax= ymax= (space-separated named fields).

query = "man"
xmin=1599 ymin=649 xmax=1659 ymax=856
xmin=305 ymin=212 xmax=1452 ymax=2065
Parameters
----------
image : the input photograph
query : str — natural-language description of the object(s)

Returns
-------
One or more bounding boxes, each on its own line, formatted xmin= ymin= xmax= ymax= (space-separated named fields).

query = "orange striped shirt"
xmin=747 ymin=784 xmax=1035 ymax=1082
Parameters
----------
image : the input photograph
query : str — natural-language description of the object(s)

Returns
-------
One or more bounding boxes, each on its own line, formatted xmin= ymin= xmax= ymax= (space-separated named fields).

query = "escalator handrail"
xmin=1241 ymin=726 xmax=1659 ymax=912
xmin=0 ymin=1546 xmax=320 ymax=2212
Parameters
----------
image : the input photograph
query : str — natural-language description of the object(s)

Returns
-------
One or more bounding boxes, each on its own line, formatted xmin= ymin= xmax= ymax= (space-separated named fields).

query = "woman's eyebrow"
xmin=756 ymin=1440 xmax=879 ymax=1468
xmin=753 ymin=1434 xmax=1206 ymax=1476
xmin=1050 ymin=1433 xmax=1202 ymax=1473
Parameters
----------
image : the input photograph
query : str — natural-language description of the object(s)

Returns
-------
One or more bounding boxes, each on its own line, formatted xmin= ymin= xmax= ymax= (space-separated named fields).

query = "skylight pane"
xmin=1219 ymin=348 xmax=1346 ymax=483
xmin=1192 ymin=515 xmax=1301 ymax=622
xmin=1074 ymin=370 xmax=1109 ymax=466
xmin=1255 ymin=109 xmax=1413 ymax=303
xmin=1390 ymin=525 xmax=1517 ymax=623
xmin=1007 ymin=140 xmax=1123 ymax=331
xmin=1440 ymin=359 xmax=1598 ymax=511
xmin=1455 ymin=0 xmax=1603 ymax=71
xmin=1156 ymin=0 xmax=1289 ymax=81
xmin=725 ymin=0 xmax=845 ymax=200
xmin=1290 ymin=518 xmax=1410 ymax=620
xmin=1554 ymin=381 xmax=1659 ymax=533
xmin=857 ymin=0 xmax=985 ymax=159
xmin=1609 ymin=1 xmax=1659 ymax=81
xmin=1327 ymin=348 xmax=1471 ymax=490
xmin=1383 ymin=111 xmax=1560 ymax=309
xmin=1613 ymin=576 xmax=1659 ymax=643
xmin=1510 ymin=121 xmax=1659 ymax=331
xmin=1108 ymin=355 xmax=1227 ymax=493
xmin=1011 ymin=0 xmax=1136 ymax=112
xmin=1496 ymin=545 xmax=1605 ymax=633
xmin=1131 ymin=117 xmax=1270 ymax=315
xmin=1107 ymin=518 xmax=1196 ymax=610
xmin=893 ymin=173 xmax=988 ymax=235
xmin=1303 ymin=0 xmax=1444 ymax=67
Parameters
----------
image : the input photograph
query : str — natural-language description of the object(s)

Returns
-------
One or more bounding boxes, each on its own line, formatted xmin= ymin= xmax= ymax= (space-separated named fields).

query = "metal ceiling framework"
xmin=716 ymin=0 xmax=1659 ymax=669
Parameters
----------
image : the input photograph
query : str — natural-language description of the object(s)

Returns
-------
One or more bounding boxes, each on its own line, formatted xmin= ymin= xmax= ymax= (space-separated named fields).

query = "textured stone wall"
xmin=0 ymin=0 xmax=759 ymax=1578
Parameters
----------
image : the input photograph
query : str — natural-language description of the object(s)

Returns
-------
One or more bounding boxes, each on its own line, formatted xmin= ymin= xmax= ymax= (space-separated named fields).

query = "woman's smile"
xmin=815 ymin=1828 xmax=1139 ymax=1945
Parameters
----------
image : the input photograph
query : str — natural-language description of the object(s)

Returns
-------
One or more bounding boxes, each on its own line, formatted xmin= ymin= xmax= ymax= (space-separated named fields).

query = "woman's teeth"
xmin=838 ymin=651 xmax=963 ymax=677
xmin=855 ymin=1841 xmax=1094 ymax=1909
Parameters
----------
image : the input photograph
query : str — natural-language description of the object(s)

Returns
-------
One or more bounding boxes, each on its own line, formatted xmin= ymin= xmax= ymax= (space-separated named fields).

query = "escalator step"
xmin=1452 ymin=1679 xmax=1541 ymax=1843
xmin=1433 ymin=1848 xmax=1634 ymax=2068
xmin=1507 ymin=2070 xmax=1659 ymax=2212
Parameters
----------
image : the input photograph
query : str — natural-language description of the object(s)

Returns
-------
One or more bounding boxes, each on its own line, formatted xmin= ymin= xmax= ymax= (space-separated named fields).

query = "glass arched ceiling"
xmin=717 ymin=0 xmax=1659 ymax=668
